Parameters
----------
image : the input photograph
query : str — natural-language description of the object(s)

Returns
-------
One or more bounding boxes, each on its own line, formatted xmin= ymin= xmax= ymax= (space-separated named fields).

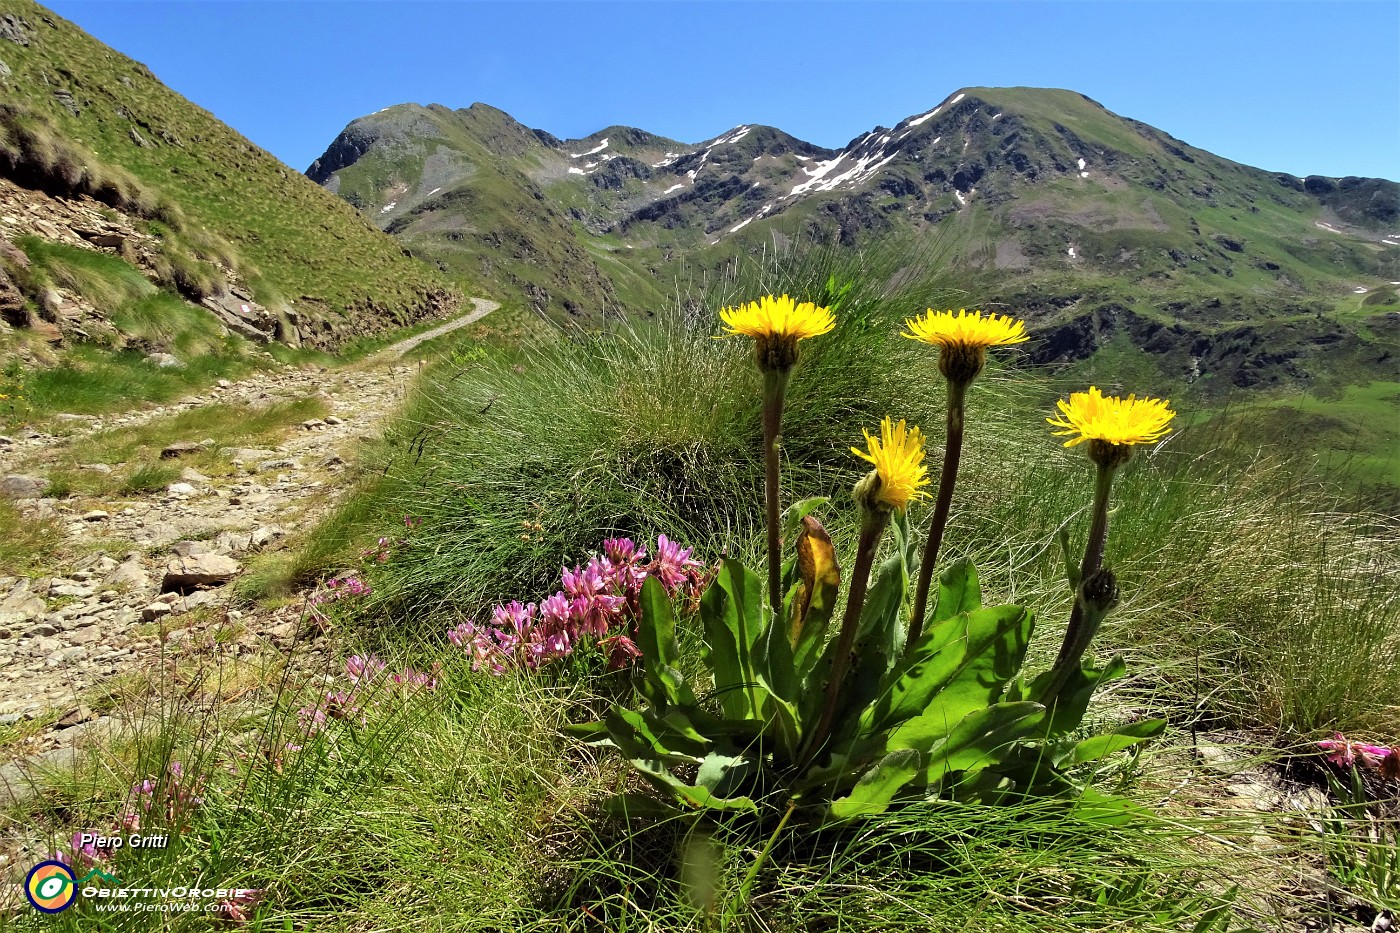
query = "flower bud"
xmin=1087 ymin=438 xmax=1133 ymax=471
xmin=853 ymin=470 xmax=892 ymax=520
xmin=1080 ymin=568 xmax=1120 ymax=615
xmin=937 ymin=342 xmax=987 ymax=386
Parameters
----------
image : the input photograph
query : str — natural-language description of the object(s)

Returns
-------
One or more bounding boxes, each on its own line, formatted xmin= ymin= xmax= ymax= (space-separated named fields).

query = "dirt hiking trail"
xmin=0 ymin=299 xmax=497 ymax=788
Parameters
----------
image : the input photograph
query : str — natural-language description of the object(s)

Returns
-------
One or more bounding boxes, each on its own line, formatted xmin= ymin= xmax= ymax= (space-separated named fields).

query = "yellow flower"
xmin=1047 ymin=386 xmax=1175 ymax=449
xmin=719 ymin=294 xmax=835 ymax=372
xmin=851 ymin=417 xmax=931 ymax=512
xmin=902 ymin=308 xmax=1028 ymax=383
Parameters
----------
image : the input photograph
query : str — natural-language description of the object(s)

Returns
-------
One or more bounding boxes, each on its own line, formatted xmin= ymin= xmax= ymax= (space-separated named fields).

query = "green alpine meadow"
xmin=0 ymin=0 xmax=1397 ymax=930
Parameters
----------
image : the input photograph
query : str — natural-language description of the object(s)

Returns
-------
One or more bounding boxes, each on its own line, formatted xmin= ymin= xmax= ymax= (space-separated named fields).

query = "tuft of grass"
xmin=14 ymin=234 xmax=155 ymax=310
xmin=108 ymin=292 xmax=230 ymax=357
xmin=65 ymin=396 xmax=327 ymax=467
xmin=0 ymin=343 xmax=263 ymax=428
xmin=0 ymin=102 xmax=162 ymax=218
xmin=118 ymin=461 xmax=181 ymax=495
xmin=0 ymin=497 xmax=65 ymax=575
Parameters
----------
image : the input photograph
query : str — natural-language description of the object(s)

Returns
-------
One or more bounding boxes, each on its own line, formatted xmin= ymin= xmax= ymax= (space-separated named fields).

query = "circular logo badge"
xmin=25 ymin=861 xmax=77 ymax=913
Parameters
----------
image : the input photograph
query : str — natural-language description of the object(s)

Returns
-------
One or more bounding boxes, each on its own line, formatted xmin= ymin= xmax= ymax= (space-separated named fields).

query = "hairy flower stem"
xmin=908 ymin=379 xmax=967 ymax=648
xmin=800 ymin=509 xmax=889 ymax=768
xmin=1042 ymin=463 xmax=1118 ymax=696
xmin=763 ymin=369 xmax=791 ymax=615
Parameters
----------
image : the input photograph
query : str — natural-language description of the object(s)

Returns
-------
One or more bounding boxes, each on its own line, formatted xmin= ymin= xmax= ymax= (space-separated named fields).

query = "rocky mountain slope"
xmin=0 ymin=0 xmax=460 ymax=351
xmin=310 ymin=88 xmax=1399 ymax=392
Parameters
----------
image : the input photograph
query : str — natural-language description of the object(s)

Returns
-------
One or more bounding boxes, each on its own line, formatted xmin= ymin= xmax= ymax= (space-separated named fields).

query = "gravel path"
xmin=0 ymin=300 xmax=497 ymax=769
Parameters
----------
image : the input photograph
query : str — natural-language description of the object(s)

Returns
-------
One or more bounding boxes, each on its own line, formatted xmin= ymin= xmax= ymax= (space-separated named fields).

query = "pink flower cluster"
xmin=362 ymin=516 xmax=421 ymax=564
xmin=121 ymin=761 xmax=204 ymax=833
xmin=214 ymin=889 xmax=263 ymax=925
xmin=297 ymin=653 xmax=438 ymax=737
xmin=58 ymin=762 xmax=205 ymax=868
xmin=448 ymin=535 xmax=707 ymax=675
xmin=363 ymin=536 xmax=396 ymax=564
xmin=310 ymin=575 xmax=372 ymax=606
xmin=1318 ymin=733 xmax=1396 ymax=770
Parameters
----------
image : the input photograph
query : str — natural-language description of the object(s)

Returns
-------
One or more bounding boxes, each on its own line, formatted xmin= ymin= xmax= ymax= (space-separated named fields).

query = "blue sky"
xmin=47 ymin=1 xmax=1400 ymax=180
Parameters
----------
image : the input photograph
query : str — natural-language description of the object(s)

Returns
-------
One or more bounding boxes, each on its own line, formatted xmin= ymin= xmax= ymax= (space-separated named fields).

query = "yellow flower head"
xmin=1047 ymin=386 xmax=1175 ymax=466
xmin=902 ymin=308 xmax=1028 ymax=384
xmin=719 ymin=294 xmax=835 ymax=372
xmin=851 ymin=417 xmax=931 ymax=513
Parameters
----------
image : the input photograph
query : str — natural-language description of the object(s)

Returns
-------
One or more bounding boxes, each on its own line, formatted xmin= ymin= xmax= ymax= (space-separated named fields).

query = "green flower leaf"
xmin=1029 ymin=655 xmax=1128 ymax=739
xmin=923 ymin=701 xmax=1046 ymax=783
xmin=929 ymin=557 xmax=981 ymax=626
xmin=700 ymin=558 xmax=766 ymax=719
xmin=604 ymin=707 xmax=706 ymax=763
xmin=828 ymin=749 xmax=921 ymax=820
xmin=865 ymin=604 xmax=1034 ymax=739
xmin=636 ymin=576 xmax=694 ymax=708
xmin=1069 ymin=718 xmax=1166 ymax=765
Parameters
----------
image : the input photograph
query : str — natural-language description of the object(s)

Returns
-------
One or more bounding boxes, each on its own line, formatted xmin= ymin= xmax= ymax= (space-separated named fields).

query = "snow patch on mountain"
xmin=909 ymin=106 xmax=941 ymax=127
xmin=788 ymin=141 xmax=897 ymax=197
xmin=663 ymin=183 xmax=684 ymax=194
xmin=570 ymin=138 xmax=609 ymax=159
xmin=714 ymin=125 xmax=752 ymax=145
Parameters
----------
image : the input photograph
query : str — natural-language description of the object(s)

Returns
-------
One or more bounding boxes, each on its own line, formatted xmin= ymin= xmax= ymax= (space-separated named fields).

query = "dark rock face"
xmin=951 ymin=163 xmax=985 ymax=190
xmin=589 ymin=157 xmax=652 ymax=190
xmin=1303 ymin=175 xmax=1336 ymax=195
xmin=0 ymin=13 xmax=33 ymax=46
xmin=306 ymin=124 xmax=378 ymax=181
xmin=0 ymin=265 xmax=25 ymax=327
xmin=878 ymin=173 xmax=922 ymax=197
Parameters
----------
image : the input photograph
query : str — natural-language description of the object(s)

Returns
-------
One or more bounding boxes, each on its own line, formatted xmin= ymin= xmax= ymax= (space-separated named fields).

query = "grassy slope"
xmin=0 ymin=0 xmax=456 ymax=324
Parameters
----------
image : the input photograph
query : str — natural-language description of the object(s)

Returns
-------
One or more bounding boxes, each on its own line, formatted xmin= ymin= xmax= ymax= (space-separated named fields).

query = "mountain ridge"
xmin=308 ymin=85 xmax=1399 ymax=393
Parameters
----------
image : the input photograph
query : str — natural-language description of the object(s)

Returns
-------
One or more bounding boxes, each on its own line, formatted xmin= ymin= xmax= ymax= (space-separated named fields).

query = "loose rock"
xmin=161 ymin=553 xmax=241 ymax=592
xmin=160 ymin=441 xmax=204 ymax=459
xmin=0 ymin=474 xmax=47 ymax=499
